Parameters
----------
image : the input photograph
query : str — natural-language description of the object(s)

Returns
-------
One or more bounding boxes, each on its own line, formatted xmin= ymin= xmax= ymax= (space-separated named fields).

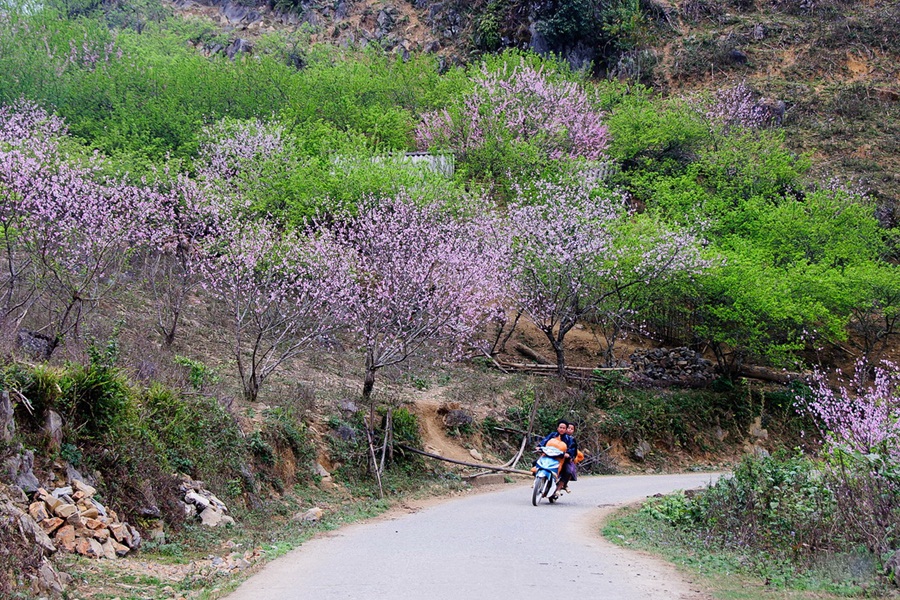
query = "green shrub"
xmin=687 ymin=452 xmax=837 ymax=556
xmin=262 ymin=406 xmax=316 ymax=467
xmin=248 ymin=431 xmax=276 ymax=466
xmin=325 ymin=413 xmax=369 ymax=478
xmin=62 ymin=351 xmax=132 ymax=439
xmin=172 ymin=355 xmax=220 ymax=392
xmin=3 ymin=363 xmax=65 ymax=429
xmin=140 ymin=384 xmax=247 ymax=487
xmin=390 ymin=407 xmax=421 ymax=446
xmin=597 ymin=389 xmax=732 ymax=451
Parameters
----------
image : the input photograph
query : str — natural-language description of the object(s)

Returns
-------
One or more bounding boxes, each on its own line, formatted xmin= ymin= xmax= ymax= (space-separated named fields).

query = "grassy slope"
xmin=639 ymin=0 xmax=899 ymax=216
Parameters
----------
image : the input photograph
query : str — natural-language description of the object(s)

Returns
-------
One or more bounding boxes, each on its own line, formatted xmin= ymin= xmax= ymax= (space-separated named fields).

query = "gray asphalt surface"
xmin=225 ymin=472 xmax=720 ymax=600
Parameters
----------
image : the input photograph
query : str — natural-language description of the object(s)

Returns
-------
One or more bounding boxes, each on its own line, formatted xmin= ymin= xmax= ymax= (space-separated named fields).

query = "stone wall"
xmin=629 ymin=347 xmax=716 ymax=387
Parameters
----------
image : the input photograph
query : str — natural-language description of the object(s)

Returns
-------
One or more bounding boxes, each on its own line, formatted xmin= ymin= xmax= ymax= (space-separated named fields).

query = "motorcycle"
xmin=531 ymin=442 xmax=566 ymax=506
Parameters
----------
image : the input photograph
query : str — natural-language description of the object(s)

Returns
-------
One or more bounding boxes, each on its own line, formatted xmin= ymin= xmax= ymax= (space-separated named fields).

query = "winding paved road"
xmin=226 ymin=473 xmax=720 ymax=600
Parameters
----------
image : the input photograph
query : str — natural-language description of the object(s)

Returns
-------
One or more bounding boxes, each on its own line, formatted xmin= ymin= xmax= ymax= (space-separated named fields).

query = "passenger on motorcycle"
xmin=534 ymin=420 xmax=573 ymax=470
xmin=537 ymin=420 xmax=573 ymax=454
xmin=552 ymin=422 xmax=579 ymax=498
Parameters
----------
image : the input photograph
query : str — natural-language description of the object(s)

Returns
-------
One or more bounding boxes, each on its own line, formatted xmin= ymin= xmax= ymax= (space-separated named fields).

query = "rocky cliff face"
xmin=168 ymin=0 xmax=490 ymax=63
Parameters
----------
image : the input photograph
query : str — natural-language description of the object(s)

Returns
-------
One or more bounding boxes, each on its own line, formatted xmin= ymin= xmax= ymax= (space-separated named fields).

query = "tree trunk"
xmin=362 ymin=363 xmax=376 ymax=402
xmin=361 ymin=352 xmax=384 ymax=497
xmin=162 ymin=310 xmax=179 ymax=347
xmin=365 ymin=426 xmax=385 ymax=499
xmin=243 ymin=375 xmax=259 ymax=403
xmin=553 ymin=343 xmax=566 ymax=378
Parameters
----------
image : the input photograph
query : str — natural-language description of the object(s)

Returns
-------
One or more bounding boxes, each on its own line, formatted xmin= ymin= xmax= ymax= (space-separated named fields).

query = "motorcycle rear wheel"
xmin=532 ymin=477 xmax=543 ymax=506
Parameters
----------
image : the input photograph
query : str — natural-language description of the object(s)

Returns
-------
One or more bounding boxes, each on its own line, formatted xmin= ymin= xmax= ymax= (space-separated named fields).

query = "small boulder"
xmin=100 ymin=538 xmax=117 ymax=560
xmin=6 ymin=450 xmax=41 ymax=493
xmin=40 ymin=492 xmax=63 ymax=513
xmin=185 ymin=489 xmax=211 ymax=509
xmin=109 ymin=523 xmax=131 ymax=546
xmin=10 ymin=506 xmax=57 ymax=555
xmin=75 ymin=537 xmax=104 ymax=559
xmin=34 ymin=561 xmax=70 ymax=596
xmin=200 ymin=506 xmax=225 ymax=527
xmin=54 ymin=525 xmax=77 ymax=552
xmin=633 ymin=440 xmax=652 ymax=461
xmin=207 ymin=493 xmax=228 ymax=512
xmin=51 ymin=486 xmax=73 ymax=498
xmin=54 ymin=503 xmax=77 ymax=518
xmin=79 ymin=505 xmax=100 ymax=520
xmin=92 ymin=527 xmax=110 ymax=542
xmin=44 ymin=410 xmax=64 ymax=451
xmin=39 ymin=517 xmax=64 ymax=535
xmin=72 ymin=479 xmax=96 ymax=498
xmin=0 ymin=390 xmax=14 ymax=443
xmin=29 ymin=501 xmax=50 ymax=522
xmin=126 ymin=524 xmax=142 ymax=549
xmin=110 ymin=539 xmax=130 ymax=557
xmin=295 ymin=507 xmax=323 ymax=523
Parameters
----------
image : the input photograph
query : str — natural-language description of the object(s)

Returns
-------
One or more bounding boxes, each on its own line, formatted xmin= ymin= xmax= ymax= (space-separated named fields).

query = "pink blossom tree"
xmin=0 ymin=101 xmax=155 ymax=358
xmin=506 ymin=179 xmax=709 ymax=375
xmin=799 ymin=361 xmax=900 ymax=554
xmin=195 ymin=118 xmax=298 ymax=218
xmin=802 ymin=361 xmax=900 ymax=466
xmin=416 ymin=62 xmax=609 ymax=162
xmin=324 ymin=194 xmax=507 ymax=403
xmin=21 ymin=170 xmax=159 ymax=358
xmin=136 ymin=119 xmax=294 ymax=349
xmin=319 ymin=193 xmax=506 ymax=491
xmin=416 ymin=62 xmax=609 ymax=198
xmin=703 ymin=82 xmax=785 ymax=132
xmin=200 ymin=215 xmax=348 ymax=403
xmin=0 ymin=101 xmax=69 ymax=322
xmin=138 ymin=173 xmax=217 ymax=347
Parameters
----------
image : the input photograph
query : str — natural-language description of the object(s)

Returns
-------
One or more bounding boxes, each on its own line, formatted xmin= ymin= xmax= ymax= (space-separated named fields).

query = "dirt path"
xmin=224 ymin=473 xmax=719 ymax=600
xmin=414 ymin=398 xmax=475 ymax=463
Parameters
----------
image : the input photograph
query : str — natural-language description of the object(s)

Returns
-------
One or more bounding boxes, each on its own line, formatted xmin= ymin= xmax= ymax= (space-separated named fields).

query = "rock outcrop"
xmin=629 ymin=347 xmax=716 ymax=387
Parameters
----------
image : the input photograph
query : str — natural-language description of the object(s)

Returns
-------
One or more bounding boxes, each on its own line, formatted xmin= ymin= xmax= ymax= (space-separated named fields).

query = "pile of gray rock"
xmin=28 ymin=480 xmax=142 ymax=560
xmin=180 ymin=476 xmax=234 ymax=528
xmin=629 ymin=347 xmax=716 ymax=387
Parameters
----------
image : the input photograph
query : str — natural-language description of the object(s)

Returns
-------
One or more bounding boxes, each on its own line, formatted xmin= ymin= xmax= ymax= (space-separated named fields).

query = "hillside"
xmin=166 ymin=0 xmax=898 ymax=211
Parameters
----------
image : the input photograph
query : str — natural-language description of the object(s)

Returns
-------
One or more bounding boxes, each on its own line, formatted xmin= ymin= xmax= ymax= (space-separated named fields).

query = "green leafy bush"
xmin=597 ymin=389 xmax=734 ymax=452
xmin=172 ymin=355 xmax=220 ymax=392
xmin=61 ymin=346 xmax=133 ymax=439
xmin=678 ymin=452 xmax=837 ymax=556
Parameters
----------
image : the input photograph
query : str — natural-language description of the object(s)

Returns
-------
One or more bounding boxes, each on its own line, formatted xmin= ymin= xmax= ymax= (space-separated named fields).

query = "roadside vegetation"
xmin=0 ymin=0 xmax=898 ymax=596
xmin=606 ymin=362 xmax=900 ymax=597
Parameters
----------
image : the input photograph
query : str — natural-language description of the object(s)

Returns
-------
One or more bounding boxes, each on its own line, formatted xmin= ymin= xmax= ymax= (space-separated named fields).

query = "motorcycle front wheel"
xmin=543 ymin=477 xmax=554 ymax=502
xmin=532 ymin=476 xmax=543 ymax=506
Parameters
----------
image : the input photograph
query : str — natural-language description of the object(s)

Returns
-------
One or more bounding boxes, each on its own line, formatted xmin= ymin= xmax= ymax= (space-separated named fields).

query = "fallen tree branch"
xmin=477 ymin=346 xmax=509 ymax=374
xmin=736 ymin=365 xmax=805 ymax=384
xmin=395 ymin=443 xmax=532 ymax=475
xmin=492 ymin=425 xmax=529 ymax=436
xmin=513 ymin=343 xmax=552 ymax=365
xmin=499 ymin=361 xmax=629 ymax=372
